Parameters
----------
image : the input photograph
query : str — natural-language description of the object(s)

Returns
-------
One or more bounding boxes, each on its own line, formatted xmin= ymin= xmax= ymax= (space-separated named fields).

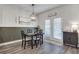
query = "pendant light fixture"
xmin=30 ymin=4 xmax=36 ymax=21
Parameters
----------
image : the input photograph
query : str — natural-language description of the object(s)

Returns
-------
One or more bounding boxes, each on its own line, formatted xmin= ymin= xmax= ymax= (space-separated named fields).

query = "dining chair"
xmin=24 ymin=33 xmax=39 ymax=49
xmin=21 ymin=30 xmax=31 ymax=49
xmin=39 ymin=29 xmax=43 ymax=44
xmin=34 ymin=32 xmax=43 ymax=48
xmin=27 ymin=28 xmax=32 ymax=33
xmin=23 ymin=34 xmax=31 ymax=49
xmin=35 ymin=34 xmax=41 ymax=48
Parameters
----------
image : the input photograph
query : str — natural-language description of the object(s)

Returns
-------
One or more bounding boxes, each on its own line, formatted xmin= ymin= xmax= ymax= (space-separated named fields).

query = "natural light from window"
xmin=53 ymin=18 xmax=63 ymax=40
xmin=45 ymin=19 xmax=51 ymax=37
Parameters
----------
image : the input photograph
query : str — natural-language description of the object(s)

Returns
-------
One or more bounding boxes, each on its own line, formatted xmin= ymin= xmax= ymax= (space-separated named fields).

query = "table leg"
xmin=42 ymin=35 xmax=43 ymax=44
xmin=36 ymin=35 xmax=38 ymax=48
xmin=21 ymin=36 xmax=24 ymax=47
xmin=31 ymin=36 xmax=33 ymax=49
xmin=24 ymin=39 xmax=26 ymax=49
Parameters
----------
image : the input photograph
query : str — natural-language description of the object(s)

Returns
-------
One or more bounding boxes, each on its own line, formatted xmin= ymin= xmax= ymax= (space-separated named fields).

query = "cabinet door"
xmin=66 ymin=36 xmax=71 ymax=44
xmin=63 ymin=32 xmax=71 ymax=44
xmin=70 ymin=33 xmax=78 ymax=45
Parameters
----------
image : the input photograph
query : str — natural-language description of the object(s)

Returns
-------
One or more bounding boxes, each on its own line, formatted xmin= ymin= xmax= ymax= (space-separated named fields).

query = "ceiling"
xmin=15 ymin=4 xmax=62 ymax=14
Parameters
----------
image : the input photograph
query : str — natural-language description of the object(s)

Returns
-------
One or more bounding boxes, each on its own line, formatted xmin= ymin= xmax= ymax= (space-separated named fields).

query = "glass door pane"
xmin=45 ymin=19 xmax=51 ymax=37
xmin=53 ymin=18 xmax=63 ymax=40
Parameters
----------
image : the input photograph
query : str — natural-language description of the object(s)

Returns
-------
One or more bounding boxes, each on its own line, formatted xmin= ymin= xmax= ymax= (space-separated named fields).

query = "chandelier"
xmin=30 ymin=4 xmax=36 ymax=21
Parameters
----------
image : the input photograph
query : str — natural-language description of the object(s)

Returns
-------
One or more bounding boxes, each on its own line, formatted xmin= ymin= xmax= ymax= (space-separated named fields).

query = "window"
xmin=45 ymin=19 xmax=51 ymax=37
xmin=53 ymin=18 xmax=63 ymax=39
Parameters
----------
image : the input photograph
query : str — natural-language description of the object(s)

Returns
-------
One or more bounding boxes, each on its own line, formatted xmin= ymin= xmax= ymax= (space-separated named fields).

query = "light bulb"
xmin=31 ymin=15 xmax=36 ymax=20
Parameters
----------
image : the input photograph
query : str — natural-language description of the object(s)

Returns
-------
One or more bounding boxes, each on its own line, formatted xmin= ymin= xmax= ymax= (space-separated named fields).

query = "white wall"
xmin=0 ymin=5 xmax=37 ymax=27
xmin=0 ymin=5 xmax=2 ymax=25
xmin=38 ymin=4 xmax=79 ymax=43
xmin=38 ymin=5 xmax=79 ymax=31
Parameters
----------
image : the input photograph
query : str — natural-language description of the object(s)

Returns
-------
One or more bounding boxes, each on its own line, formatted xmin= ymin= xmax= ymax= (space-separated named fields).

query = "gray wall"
xmin=0 ymin=27 xmax=35 ymax=43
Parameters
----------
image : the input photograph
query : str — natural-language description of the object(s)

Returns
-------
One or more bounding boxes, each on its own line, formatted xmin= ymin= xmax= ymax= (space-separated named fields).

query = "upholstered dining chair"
xmin=34 ymin=29 xmax=44 ymax=48
xmin=23 ymin=34 xmax=31 ymax=49
xmin=35 ymin=34 xmax=42 ymax=48
xmin=21 ymin=30 xmax=31 ymax=49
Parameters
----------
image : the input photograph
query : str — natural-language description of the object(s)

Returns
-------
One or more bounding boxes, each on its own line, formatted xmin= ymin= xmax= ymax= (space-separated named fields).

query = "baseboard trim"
xmin=45 ymin=39 xmax=63 ymax=46
xmin=0 ymin=40 xmax=21 ymax=46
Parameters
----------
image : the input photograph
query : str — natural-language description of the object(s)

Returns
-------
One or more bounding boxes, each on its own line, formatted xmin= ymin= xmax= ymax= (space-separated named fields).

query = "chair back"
xmin=21 ymin=30 xmax=25 ymax=39
xmin=27 ymin=28 xmax=32 ymax=33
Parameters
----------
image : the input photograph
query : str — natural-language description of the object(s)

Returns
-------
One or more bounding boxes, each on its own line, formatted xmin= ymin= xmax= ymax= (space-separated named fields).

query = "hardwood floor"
xmin=0 ymin=41 xmax=78 ymax=54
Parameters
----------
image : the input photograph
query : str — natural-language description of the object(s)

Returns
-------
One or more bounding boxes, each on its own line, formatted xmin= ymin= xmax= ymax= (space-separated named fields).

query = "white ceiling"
xmin=15 ymin=4 xmax=62 ymax=14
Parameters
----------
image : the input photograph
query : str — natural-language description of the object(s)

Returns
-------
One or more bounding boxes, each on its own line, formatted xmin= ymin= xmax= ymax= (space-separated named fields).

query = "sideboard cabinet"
xmin=63 ymin=32 xmax=78 ymax=48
